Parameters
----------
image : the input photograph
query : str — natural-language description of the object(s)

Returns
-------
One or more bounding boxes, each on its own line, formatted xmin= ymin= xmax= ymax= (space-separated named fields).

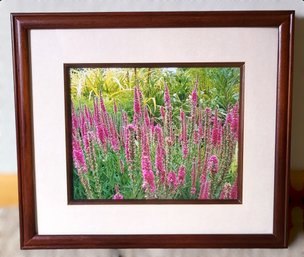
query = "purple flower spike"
xmin=133 ymin=86 xmax=142 ymax=117
xmin=199 ymin=181 xmax=210 ymax=199
xmin=113 ymin=192 xmax=123 ymax=200
xmin=208 ymin=155 xmax=219 ymax=174
xmin=164 ymin=84 xmax=171 ymax=107
xmin=72 ymin=137 xmax=87 ymax=174
xmin=177 ymin=165 xmax=186 ymax=185
xmin=191 ymin=87 xmax=198 ymax=107
xmin=167 ymin=172 xmax=177 ymax=188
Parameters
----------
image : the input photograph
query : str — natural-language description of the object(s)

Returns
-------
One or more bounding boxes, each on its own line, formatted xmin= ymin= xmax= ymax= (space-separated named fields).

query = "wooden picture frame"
xmin=12 ymin=11 xmax=294 ymax=249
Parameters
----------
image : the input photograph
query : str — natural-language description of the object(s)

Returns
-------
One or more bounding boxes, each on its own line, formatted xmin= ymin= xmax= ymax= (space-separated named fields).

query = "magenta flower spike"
xmin=108 ymin=116 xmax=119 ymax=152
xmin=125 ymin=124 xmax=135 ymax=164
xmin=80 ymin=121 xmax=90 ymax=154
xmin=208 ymin=155 xmax=219 ymax=174
xmin=180 ymin=110 xmax=186 ymax=141
xmin=193 ymin=129 xmax=199 ymax=144
xmin=122 ymin=111 xmax=128 ymax=127
xmin=93 ymin=98 xmax=100 ymax=124
xmin=100 ymin=111 xmax=109 ymax=139
xmin=218 ymin=120 xmax=223 ymax=146
xmin=199 ymin=180 xmax=210 ymax=199
xmin=154 ymin=125 xmax=166 ymax=183
xmin=141 ymin=125 xmax=149 ymax=154
xmin=141 ymin=155 xmax=156 ymax=193
xmin=113 ymin=192 xmax=124 ymax=200
xmin=190 ymin=86 xmax=198 ymax=122
xmin=84 ymin=106 xmax=93 ymax=127
xmin=72 ymin=136 xmax=88 ymax=174
xmin=191 ymin=86 xmax=198 ymax=107
xmin=177 ymin=165 xmax=186 ymax=185
xmin=96 ymin=122 xmax=106 ymax=147
xmin=167 ymin=171 xmax=177 ymax=188
xmin=99 ymin=94 xmax=107 ymax=114
xmin=133 ymin=86 xmax=142 ymax=118
xmin=160 ymin=106 xmax=165 ymax=122
xmin=180 ymin=109 xmax=189 ymax=158
xmin=205 ymin=107 xmax=211 ymax=115
xmin=141 ymin=125 xmax=156 ymax=193
xmin=164 ymin=84 xmax=171 ymax=107
xmin=226 ymin=110 xmax=233 ymax=125
xmin=154 ymin=125 xmax=164 ymax=147
xmin=144 ymin=107 xmax=150 ymax=128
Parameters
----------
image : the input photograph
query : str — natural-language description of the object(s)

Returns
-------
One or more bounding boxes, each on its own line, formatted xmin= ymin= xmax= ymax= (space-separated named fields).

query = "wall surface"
xmin=0 ymin=0 xmax=304 ymax=173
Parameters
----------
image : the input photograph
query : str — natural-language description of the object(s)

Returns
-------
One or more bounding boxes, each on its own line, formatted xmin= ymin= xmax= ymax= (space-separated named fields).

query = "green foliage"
xmin=70 ymin=67 xmax=240 ymax=120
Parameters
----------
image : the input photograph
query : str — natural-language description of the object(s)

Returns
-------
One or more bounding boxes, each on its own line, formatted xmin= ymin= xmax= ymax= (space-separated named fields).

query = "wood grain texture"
xmin=11 ymin=11 xmax=294 ymax=249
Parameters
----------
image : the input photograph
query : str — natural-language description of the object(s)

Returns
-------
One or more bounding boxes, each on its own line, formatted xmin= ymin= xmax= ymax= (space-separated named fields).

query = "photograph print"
xmin=66 ymin=64 xmax=243 ymax=202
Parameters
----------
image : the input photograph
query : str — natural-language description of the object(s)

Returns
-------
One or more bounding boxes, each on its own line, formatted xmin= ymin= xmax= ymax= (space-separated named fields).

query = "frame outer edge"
xmin=11 ymin=11 xmax=295 ymax=249
xmin=11 ymin=14 xmax=38 ymax=249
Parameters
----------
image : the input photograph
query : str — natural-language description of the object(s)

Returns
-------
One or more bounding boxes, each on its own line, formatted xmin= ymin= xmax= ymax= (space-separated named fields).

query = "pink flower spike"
xmin=72 ymin=137 xmax=87 ymax=174
xmin=182 ymin=144 xmax=188 ymax=158
xmin=199 ymin=181 xmax=210 ymax=199
xmin=177 ymin=165 xmax=186 ymax=185
xmin=160 ymin=106 xmax=165 ymax=121
xmin=154 ymin=125 xmax=164 ymax=147
xmin=191 ymin=187 xmax=196 ymax=195
xmin=141 ymin=158 xmax=156 ymax=193
xmin=122 ymin=111 xmax=128 ymax=127
xmin=109 ymin=116 xmax=119 ymax=152
xmin=226 ymin=111 xmax=233 ymax=125
xmin=141 ymin=125 xmax=156 ymax=193
xmin=144 ymin=107 xmax=150 ymax=128
xmin=180 ymin=109 xmax=188 ymax=157
xmin=133 ymin=86 xmax=142 ymax=117
xmin=99 ymin=95 xmax=107 ymax=114
xmin=191 ymin=87 xmax=198 ymax=107
xmin=193 ymin=129 xmax=199 ymax=144
xmin=125 ymin=124 xmax=135 ymax=164
xmin=164 ymin=84 xmax=171 ymax=107
xmin=208 ymin=155 xmax=219 ymax=174
xmin=205 ymin=107 xmax=211 ymax=115
xmin=113 ymin=192 xmax=123 ymax=200
xmin=167 ymin=172 xmax=177 ymax=188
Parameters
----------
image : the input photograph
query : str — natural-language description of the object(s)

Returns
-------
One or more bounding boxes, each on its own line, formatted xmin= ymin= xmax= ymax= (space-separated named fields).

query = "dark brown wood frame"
xmin=12 ymin=11 xmax=294 ymax=249
xmin=64 ymin=62 xmax=244 ymax=205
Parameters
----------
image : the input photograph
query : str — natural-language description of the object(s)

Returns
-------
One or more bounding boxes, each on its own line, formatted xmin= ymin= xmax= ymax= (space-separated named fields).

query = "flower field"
xmin=70 ymin=67 xmax=240 ymax=200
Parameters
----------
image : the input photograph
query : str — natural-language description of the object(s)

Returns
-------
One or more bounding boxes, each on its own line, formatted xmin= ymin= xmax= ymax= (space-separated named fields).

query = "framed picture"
xmin=12 ymin=11 xmax=294 ymax=248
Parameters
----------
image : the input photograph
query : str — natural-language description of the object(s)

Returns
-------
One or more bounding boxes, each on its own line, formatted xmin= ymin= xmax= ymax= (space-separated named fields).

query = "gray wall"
xmin=0 ymin=0 xmax=303 ymax=173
